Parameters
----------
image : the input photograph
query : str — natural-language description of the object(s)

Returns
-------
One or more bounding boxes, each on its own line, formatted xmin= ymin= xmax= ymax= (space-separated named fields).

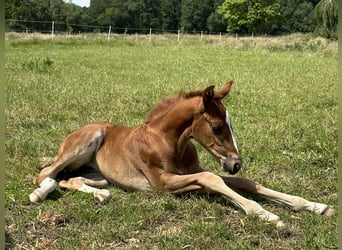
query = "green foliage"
xmin=314 ymin=0 xmax=338 ymax=39
xmin=276 ymin=0 xmax=316 ymax=34
xmin=5 ymin=35 xmax=337 ymax=249
xmin=218 ymin=0 xmax=282 ymax=34
xmin=207 ymin=10 xmax=226 ymax=33
xmin=5 ymin=0 xmax=91 ymax=33
xmin=5 ymin=0 xmax=338 ymax=36
xmin=160 ymin=0 xmax=181 ymax=31
xmin=180 ymin=0 xmax=214 ymax=33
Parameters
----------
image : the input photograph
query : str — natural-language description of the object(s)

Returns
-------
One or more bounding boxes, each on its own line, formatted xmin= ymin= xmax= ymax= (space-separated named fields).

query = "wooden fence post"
xmin=107 ymin=25 xmax=111 ymax=41
xmin=149 ymin=28 xmax=152 ymax=42
xmin=51 ymin=21 xmax=54 ymax=40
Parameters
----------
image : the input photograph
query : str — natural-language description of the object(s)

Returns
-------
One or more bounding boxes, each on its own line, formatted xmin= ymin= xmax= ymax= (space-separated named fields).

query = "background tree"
xmin=89 ymin=0 xmax=110 ymax=20
xmin=137 ymin=0 xmax=161 ymax=30
xmin=274 ymin=0 xmax=315 ymax=34
xmin=106 ymin=0 xmax=131 ymax=31
xmin=33 ymin=0 xmax=51 ymax=21
xmin=5 ymin=0 xmax=35 ymax=31
xmin=218 ymin=0 xmax=282 ymax=34
xmin=5 ymin=0 xmax=338 ymax=37
xmin=97 ymin=6 xmax=115 ymax=26
xmin=314 ymin=0 xmax=338 ymax=38
xmin=49 ymin=0 xmax=69 ymax=31
xmin=63 ymin=2 xmax=84 ymax=32
xmin=160 ymin=0 xmax=181 ymax=32
xmin=207 ymin=0 xmax=226 ymax=33
xmin=180 ymin=0 xmax=213 ymax=33
xmin=217 ymin=0 xmax=248 ymax=33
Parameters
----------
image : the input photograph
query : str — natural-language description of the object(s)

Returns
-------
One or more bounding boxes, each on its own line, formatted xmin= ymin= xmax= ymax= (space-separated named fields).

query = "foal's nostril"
xmin=233 ymin=163 xmax=241 ymax=174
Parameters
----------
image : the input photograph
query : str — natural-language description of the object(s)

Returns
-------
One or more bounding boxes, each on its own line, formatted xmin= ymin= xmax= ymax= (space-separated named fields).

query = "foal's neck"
xmin=149 ymin=97 xmax=200 ymax=142
xmin=176 ymin=126 xmax=193 ymax=160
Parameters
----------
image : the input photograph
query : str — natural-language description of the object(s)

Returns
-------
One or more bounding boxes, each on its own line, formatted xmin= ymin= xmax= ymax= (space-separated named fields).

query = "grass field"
xmin=5 ymin=33 xmax=337 ymax=249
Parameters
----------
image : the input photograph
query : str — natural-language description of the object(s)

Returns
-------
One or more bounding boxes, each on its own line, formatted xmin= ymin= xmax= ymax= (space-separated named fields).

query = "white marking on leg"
xmin=305 ymin=202 xmax=330 ymax=215
xmin=79 ymin=183 xmax=101 ymax=193
xmin=225 ymin=110 xmax=239 ymax=153
xmin=29 ymin=177 xmax=58 ymax=203
xmin=255 ymin=209 xmax=283 ymax=227
xmin=79 ymin=184 xmax=111 ymax=203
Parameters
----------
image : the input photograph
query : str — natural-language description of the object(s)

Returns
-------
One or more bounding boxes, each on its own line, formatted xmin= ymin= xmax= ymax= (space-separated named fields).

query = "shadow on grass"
xmin=45 ymin=189 xmax=63 ymax=202
xmin=5 ymin=231 xmax=13 ymax=250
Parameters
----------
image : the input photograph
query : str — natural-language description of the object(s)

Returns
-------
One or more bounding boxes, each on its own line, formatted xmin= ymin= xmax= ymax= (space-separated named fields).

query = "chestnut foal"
xmin=29 ymin=81 xmax=333 ymax=227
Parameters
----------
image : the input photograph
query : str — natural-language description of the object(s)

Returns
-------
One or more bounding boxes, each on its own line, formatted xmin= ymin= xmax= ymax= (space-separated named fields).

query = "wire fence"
xmin=5 ymin=19 xmax=252 ymax=43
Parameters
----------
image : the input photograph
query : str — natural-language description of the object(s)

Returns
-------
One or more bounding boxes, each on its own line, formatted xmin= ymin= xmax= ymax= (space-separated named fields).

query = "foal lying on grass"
xmin=29 ymin=81 xmax=333 ymax=227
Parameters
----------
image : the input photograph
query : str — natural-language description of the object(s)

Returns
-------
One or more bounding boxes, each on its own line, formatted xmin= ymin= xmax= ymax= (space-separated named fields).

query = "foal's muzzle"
xmin=220 ymin=154 xmax=242 ymax=175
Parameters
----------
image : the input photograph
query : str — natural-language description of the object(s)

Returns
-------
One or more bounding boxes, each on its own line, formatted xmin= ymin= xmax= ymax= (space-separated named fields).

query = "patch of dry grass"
xmin=5 ymin=32 xmax=338 ymax=56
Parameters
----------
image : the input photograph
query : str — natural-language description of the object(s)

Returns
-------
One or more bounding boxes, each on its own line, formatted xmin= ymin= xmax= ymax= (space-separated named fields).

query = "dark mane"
xmin=144 ymin=89 xmax=204 ymax=124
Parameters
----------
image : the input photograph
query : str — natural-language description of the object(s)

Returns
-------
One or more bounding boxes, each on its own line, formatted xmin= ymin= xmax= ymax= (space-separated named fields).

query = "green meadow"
xmin=5 ymin=34 xmax=337 ymax=249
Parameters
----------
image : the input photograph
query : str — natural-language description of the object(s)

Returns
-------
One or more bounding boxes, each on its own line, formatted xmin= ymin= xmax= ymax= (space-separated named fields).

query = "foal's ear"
xmin=214 ymin=80 xmax=233 ymax=100
xmin=203 ymin=85 xmax=215 ymax=107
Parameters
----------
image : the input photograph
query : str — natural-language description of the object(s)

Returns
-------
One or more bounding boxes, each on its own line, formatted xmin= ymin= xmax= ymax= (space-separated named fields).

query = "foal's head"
xmin=192 ymin=81 xmax=242 ymax=174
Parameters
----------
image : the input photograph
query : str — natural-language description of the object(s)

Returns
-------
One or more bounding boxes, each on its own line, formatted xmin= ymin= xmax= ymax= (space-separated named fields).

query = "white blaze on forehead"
xmin=225 ymin=110 xmax=239 ymax=153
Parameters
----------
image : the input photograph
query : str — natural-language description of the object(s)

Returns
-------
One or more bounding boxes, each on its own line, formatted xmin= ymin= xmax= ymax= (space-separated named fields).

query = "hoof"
xmin=255 ymin=209 xmax=284 ymax=227
xmin=94 ymin=189 xmax=111 ymax=204
xmin=310 ymin=202 xmax=334 ymax=216
xmin=29 ymin=177 xmax=58 ymax=203
xmin=274 ymin=219 xmax=285 ymax=228
xmin=29 ymin=192 xmax=42 ymax=203
xmin=322 ymin=206 xmax=334 ymax=216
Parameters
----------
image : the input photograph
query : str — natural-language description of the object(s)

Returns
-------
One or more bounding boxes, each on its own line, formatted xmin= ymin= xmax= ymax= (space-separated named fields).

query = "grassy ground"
xmin=5 ymin=34 xmax=337 ymax=249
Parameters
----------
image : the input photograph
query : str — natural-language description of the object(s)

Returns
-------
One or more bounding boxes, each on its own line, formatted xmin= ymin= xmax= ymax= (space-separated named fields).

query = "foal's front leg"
xmin=154 ymin=171 xmax=285 ymax=227
xmin=221 ymin=176 xmax=334 ymax=216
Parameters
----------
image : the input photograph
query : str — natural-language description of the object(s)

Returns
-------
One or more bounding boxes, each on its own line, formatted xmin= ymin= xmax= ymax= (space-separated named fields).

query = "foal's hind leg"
xmin=221 ymin=176 xmax=334 ymax=216
xmin=59 ymin=175 xmax=111 ymax=203
xmin=29 ymin=124 xmax=108 ymax=203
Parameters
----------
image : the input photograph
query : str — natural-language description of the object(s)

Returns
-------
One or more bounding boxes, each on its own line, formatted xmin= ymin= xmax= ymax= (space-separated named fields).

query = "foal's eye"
xmin=211 ymin=124 xmax=222 ymax=135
